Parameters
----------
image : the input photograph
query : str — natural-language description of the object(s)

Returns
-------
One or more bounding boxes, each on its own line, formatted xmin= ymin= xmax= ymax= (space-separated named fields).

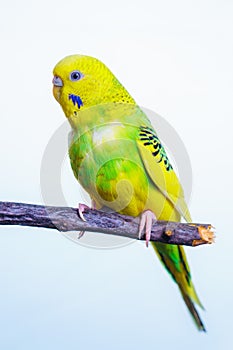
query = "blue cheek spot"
xmin=68 ymin=94 xmax=83 ymax=109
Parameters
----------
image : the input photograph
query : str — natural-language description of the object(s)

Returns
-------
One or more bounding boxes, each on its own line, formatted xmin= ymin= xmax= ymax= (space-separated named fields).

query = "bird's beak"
xmin=52 ymin=76 xmax=63 ymax=87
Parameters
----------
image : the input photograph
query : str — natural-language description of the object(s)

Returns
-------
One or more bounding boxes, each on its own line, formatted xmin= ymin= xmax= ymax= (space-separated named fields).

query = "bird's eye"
xmin=69 ymin=70 xmax=83 ymax=81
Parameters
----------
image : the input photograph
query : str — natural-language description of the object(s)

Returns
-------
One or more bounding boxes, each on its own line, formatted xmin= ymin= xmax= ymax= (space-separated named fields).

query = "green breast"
xmin=68 ymin=103 xmax=151 ymax=206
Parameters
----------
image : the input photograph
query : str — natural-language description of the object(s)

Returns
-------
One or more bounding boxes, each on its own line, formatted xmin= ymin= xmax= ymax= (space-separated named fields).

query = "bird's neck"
xmin=105 ymin=84 xmax=136 ymax=105
xmin=65 ymin=85 xmax=136 ymax=130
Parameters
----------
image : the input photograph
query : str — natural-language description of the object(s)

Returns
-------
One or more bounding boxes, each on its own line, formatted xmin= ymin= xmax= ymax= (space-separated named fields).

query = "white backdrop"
xmin=0 ymin=1 xmax=232 ymax=349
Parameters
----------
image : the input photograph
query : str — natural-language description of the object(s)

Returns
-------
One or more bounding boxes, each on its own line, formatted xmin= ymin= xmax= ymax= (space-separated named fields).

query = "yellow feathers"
xmin=53 ymin=55 xmax=134 ymax=124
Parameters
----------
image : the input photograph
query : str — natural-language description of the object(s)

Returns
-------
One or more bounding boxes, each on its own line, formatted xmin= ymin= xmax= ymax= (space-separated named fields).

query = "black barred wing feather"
xmin=137 ymin=126 xmax=191 ymax=222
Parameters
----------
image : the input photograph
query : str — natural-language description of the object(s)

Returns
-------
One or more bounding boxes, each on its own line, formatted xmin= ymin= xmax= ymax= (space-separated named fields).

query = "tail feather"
xmin=181 ymin=291 xmax=206 ymax=332
xmin=151 ymin=242 xmax=206 ymax=331
xmin=177 ymin=246 xmax=204 ymax=310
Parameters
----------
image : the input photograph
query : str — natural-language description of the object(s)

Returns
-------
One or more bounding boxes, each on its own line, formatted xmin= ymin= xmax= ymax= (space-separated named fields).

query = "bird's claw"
xmin=78 ymin=231 xmax=85 ymax=239
xmin=138 ymin=210 xmax=157 ymax=247
xmin=78 ymin=203 xmax=90 ymax=222
xmin=77 ymin=203 xmax=90 ymax=239
xmin=77 ymin=201 xmax=96 ymax=239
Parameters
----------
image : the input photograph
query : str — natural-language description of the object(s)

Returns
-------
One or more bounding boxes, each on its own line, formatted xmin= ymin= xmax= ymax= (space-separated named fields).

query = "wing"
xmin=136 ymin=125 xmax=191 ymax=222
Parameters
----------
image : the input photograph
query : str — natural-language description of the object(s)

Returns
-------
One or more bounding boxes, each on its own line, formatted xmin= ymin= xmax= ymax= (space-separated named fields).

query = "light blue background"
xmin=0 ymin=0 xmax=232 ymax=349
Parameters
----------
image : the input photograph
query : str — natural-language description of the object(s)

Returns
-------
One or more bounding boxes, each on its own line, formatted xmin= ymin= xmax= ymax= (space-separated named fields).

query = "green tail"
xmin=151 ymin=242 xmax=206 ymax=332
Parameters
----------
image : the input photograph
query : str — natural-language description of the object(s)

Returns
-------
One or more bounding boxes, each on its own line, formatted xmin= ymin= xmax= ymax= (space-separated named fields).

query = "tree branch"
xmin=0 ymin=201 xmax=214 ymax=246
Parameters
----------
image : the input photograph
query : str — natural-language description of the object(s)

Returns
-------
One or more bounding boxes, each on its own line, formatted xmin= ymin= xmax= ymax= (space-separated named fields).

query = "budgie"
xmin=52 ymin=54 xmax=205 ymax=331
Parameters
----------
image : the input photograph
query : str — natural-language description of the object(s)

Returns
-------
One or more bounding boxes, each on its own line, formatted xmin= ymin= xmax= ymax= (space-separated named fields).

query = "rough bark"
xmin=0 ymin=201 xmax=214 ymax=246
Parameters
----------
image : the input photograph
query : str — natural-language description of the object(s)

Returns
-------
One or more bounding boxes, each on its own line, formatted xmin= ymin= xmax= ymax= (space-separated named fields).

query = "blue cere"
xmin=68 ymin=94 xmax=83 ymax=109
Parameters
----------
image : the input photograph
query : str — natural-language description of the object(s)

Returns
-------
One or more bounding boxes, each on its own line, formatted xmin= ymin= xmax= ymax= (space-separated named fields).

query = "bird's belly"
xmin=78 ymin=156 xmax=179 ymax=221
xmin=69 ymin=127 xmax=180 ymax=221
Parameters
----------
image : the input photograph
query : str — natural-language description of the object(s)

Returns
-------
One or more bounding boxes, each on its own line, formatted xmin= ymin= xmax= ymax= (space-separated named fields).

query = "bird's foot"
xmin=138 ymin=210 xmax=157 ymax=247
xmin=77 ymin=201 xmax=96 ymax=239
xmin=78 ymin=203 xmax=90 ymax=222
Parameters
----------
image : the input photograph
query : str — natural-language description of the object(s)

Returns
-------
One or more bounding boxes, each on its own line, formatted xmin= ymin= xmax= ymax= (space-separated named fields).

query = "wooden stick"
xmin=0 ymin=201 xmax=214 ymax=246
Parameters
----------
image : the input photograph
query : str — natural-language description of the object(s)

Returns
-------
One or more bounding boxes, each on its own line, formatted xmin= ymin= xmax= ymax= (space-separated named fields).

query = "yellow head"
xmin=52 ymin=55 xmax=135 ymax=122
